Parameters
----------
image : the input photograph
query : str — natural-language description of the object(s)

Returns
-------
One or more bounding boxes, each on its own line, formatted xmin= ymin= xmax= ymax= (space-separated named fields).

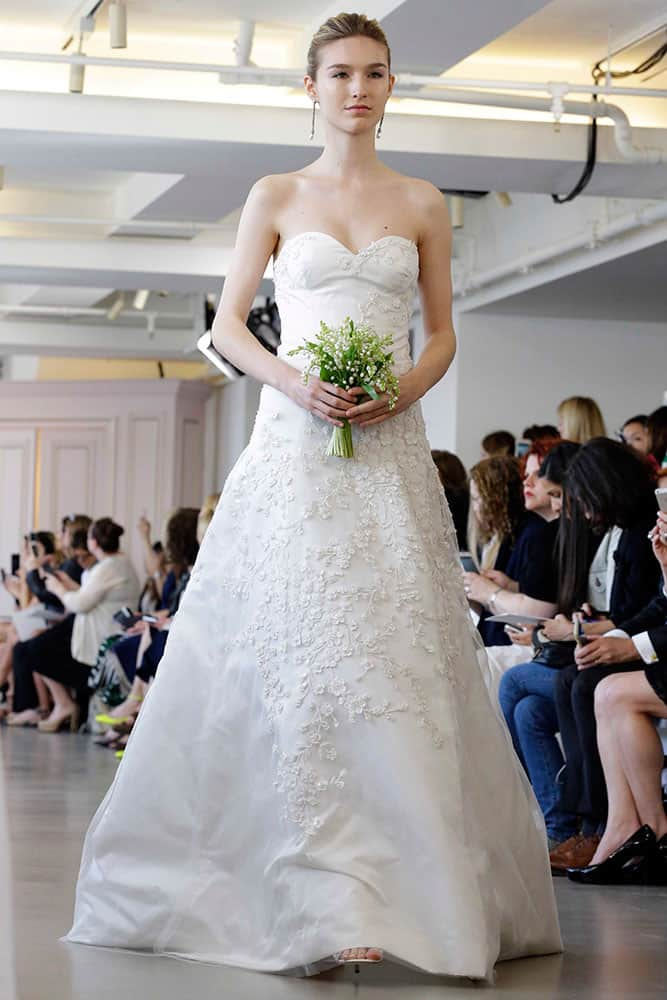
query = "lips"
xmin=346 ymin=105 xmax=370 ymax=110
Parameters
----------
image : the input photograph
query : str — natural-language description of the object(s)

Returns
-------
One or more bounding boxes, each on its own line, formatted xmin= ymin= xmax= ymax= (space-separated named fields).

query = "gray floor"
xmin=4 ymin=726 xmax=667 ymax=1000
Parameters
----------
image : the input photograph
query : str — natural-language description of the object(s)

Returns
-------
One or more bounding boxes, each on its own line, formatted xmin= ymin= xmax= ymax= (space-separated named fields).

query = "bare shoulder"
xmin=247 ymin=172 xmax=299 ymax=210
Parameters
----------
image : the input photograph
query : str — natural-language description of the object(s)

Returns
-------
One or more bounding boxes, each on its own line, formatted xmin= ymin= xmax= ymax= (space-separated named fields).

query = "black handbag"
xmin=530 ymin=627 xmax=576 ymax=669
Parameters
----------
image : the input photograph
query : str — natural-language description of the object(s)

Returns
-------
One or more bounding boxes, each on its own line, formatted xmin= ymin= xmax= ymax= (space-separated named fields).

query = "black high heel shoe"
xmin=644 ymin=833 xmax=667 ymax=886
xmin=566 ymin=825 xmax=656 ymax=885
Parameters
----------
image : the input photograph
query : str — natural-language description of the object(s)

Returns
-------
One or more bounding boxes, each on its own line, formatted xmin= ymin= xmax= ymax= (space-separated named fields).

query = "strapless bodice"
xmin=272 ymin=232 xmax=419 ymax=375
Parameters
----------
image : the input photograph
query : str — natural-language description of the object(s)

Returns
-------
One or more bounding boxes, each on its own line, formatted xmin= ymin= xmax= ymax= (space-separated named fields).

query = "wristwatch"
xmin=489 ymin=587 xmax=502 ymax=611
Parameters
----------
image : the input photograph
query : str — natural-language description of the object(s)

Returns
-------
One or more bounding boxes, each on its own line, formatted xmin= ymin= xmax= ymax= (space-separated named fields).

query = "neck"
xmin=312 ymin=126 xmax=384 ymax=182
xmin=535 ymin=506 xmax=558 ymax=523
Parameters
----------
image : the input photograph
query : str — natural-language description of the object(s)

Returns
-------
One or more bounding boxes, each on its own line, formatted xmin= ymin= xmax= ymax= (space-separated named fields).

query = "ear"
xmin=387 ymin=71 xmax=396 ymax=100
xmin=304 ymin=75 xmax=317 ymax=102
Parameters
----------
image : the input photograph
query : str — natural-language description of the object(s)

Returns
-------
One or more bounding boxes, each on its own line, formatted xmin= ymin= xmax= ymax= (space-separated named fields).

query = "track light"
xmin=494 ymin=191 xmax=513 ymax=208
xmin=109 ymin=2 xmax=128 ymax=49
xmin=68 ymin=31 xmax=86 ymax=93
xmin=450 ymin=195 xmax=464 ymax=229
xmin=106 ymin=292 xmax=124 ymax=320
xmin=133 ymin=289 xmax=150 ymax=310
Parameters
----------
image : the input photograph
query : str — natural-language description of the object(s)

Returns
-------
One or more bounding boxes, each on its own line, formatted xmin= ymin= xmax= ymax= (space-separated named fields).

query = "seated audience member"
xmin=431 ymin=451 xmax=470 ymax=550
xmin=620 ymin=414 xmax=651 ymax=456
xmin=136 ymin=515 xmax=168 ymax=611
xmin=466 ymin=442 xmax=561 ymax=647
xmin=536 ymin=440 xmax=661 ymax=869
xmin=481 ymin=430 xmax=515 ymax=459
xmin=56 ymin=514 xmax=93 ymax=585
xmin=566 ymin=510 xmax=667 ymax=885
xmin=648 ymin=405 xmax=667 ymax=486
xmin=557 ymin=396 xmax=606 ymax=444
xmin=95 ymin=507 xmax=202 ymax=747
xmin=523 ymin=424 xmax=560 ymax=443
xmin=9 ymin=518 xmax=140 ymax=732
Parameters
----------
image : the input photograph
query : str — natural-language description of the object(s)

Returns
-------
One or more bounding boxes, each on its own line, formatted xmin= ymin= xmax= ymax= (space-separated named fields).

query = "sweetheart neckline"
xmin=274 ymin=231 xmax=418 ymax=268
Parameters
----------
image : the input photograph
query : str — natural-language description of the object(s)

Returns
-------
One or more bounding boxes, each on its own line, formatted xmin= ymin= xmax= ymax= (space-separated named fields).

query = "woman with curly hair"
xmin=465 ymin=449 xmax=561 ymax=646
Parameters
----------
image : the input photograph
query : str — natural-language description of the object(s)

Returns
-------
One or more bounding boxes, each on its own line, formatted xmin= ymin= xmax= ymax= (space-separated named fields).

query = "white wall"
xmin=435 ymin=312 xmax=667 ymax=468
xmin=203 ymin=376 xmax=262 ymax=492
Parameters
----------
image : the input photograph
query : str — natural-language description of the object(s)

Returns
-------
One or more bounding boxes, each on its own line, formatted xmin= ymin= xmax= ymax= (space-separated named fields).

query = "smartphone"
xmin=573 ymin=616 xmax=589 ymax=648
xmin=141 ymin=614 xmax=159 ymax=624
xmin=113 ymin=606 xmax=141 ymax=630
xmin=31 ymin=543 xmax=39 ymax=557
xmin=10 ymin=554 xmax=20 ymax=575
xmin=459 ymin=552 xmax=477 ymax=573
xmin=656 ymin=488 xmax=667 ymax=513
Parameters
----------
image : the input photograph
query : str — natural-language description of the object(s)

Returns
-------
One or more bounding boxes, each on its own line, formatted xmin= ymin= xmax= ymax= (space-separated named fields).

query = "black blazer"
xmin=619 ymin=590 xmax=667 ymax=662
xmin=608 ymin=517 xmax=662 ymax=626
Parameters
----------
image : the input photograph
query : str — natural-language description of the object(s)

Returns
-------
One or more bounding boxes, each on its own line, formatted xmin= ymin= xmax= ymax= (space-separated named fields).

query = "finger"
xmin=345 ymin=396 xmax=389 ymax=417
xmin=359 ymin=412 xmax=392 ymax=427
xmin=321 ymin=382 xmax=358 ymax=403
xmin=313 ymin=404 xmax=344 ymax=427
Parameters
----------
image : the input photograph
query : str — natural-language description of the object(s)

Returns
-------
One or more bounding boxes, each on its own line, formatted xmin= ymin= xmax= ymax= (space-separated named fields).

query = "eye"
xmin=332 ymin=71 xmax=347 ymax=78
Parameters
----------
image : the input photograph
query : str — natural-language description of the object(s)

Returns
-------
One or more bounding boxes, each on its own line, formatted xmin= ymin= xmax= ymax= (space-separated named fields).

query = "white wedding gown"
xmin=67 ymin=232 xmax=561 ymax=980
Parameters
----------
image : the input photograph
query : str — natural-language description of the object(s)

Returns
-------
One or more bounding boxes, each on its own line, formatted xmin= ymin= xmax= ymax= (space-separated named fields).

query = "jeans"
xmin=499 ymin=660 xmax=578 ymax=843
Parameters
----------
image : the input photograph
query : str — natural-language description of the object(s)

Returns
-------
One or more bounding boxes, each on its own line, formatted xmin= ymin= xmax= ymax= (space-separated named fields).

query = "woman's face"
xmin=305 ymin=35 xmax=394 ymax=138
xmin=523 ymin=454 xmax=553 ymax=516
xmin=539 ymin=476 xmax=564 ymax=516
xmin=622 ymin=421 xmax=650 ymax=455
xmin=469 ymin=478 xmax=488 ymax=531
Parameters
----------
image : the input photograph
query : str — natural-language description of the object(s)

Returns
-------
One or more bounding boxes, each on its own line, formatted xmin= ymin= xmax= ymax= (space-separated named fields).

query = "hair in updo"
xmin=307 ymin=12 xmax=391 ymax=79
xmin=90 ymin=517 xmax=124 ymax=554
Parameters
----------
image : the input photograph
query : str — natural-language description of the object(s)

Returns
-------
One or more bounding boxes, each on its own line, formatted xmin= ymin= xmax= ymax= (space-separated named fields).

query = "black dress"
xmin=479 ymin=513 xmax=559 ymax=647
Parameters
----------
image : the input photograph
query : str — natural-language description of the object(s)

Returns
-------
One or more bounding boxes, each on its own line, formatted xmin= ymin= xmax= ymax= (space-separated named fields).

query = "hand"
xmin=482 ymin=569 xmax=516 ymax=591
xmin=649 ymin=512 xmax=667 ymax=575
xmin=125 ymin=620 xmax=149 ymax=637
xmin=506 ymin=626 xmax=533 ymax=646
xmin=2 ymin=575 xmax=21 ymax=599
xmin=542 ymin=614 xmax=574 ymax=642
xmin=153 ymin=615 xmax=172 ymax=631
xmin=344 ymin=371 xmax=423 ymax=428
xmin=137 ymin=516 xmax=152 ymax=540
xmin=575 ymin=636 xmax=638 ymax=669
xmin=54 ymin=571 xmax=79 ymax=592
xmin=45 ymin=574 xmax=65 ymax=597
xmin=463 ymin=571 xmax=495 ymax=605
xmin=286 ymin=373 xmax=363 ymax=427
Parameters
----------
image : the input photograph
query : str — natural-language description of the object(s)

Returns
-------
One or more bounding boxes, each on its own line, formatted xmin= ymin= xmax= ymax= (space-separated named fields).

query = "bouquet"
xmin=288 ymin=316 xmax=400 ymax=459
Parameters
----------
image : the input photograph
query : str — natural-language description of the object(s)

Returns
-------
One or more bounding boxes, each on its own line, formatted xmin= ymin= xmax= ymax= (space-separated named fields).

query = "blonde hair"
xmin=197 ymin=493 xmax=221 ymax=544
xmin=306 ymin=12 xmax=391 ymax=79
xmin=558 ymin=396 xmax=606 ymax=444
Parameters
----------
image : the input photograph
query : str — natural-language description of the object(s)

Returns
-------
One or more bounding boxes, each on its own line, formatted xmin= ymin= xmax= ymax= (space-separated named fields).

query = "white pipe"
xmin=392 ymin=86 xmax=667 ymax=165
xmin=0 ymin=303 xmax=193 ymax=320
xmin=0 ymin=50 xmax=665 ymax=99
xmin=0 ymin=214 xmax=232 ymax=232
xmin=456 ymin=201 xmax=667 ymax=295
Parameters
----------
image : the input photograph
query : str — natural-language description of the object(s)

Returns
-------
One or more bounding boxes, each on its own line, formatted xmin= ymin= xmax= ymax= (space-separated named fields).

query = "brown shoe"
xmin=549 ymin=834 xmax=583 ymax=864
xmin=551 ymin=834 xmax=600 ymax=875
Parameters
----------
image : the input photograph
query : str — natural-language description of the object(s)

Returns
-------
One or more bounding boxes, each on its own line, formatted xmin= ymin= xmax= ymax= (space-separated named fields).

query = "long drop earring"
xmin=309 ymin=100 xmax=317 ymax=141
xmin=376 ymin=113 xmax=384 ymax=139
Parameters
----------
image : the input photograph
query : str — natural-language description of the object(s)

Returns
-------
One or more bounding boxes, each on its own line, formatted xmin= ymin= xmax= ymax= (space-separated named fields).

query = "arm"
xmin=58 ymin=565 xmax=122 ymax=614
xmin=211 ymin=175 xmax=358 ymax=426
xmin=137 ymin=517 xmax=161 ymax=577
xmin=464 ymin=572 xmax=557 ymax=620
xmin=346 ymin=182 xmax=456 ymax=428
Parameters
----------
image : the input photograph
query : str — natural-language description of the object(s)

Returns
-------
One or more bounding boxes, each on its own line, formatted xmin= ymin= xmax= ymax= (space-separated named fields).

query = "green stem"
xmin=326 ymin=419 xmax=354 ymax=458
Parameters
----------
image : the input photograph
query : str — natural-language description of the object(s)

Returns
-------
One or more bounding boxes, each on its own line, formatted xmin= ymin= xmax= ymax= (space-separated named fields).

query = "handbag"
xmin=530 ymin=627 xmax=576 ymax=669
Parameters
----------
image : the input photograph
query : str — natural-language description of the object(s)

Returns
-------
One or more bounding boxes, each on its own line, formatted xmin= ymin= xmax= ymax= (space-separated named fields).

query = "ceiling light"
xmin=106 ymin=292 xmax=124 ymax=320
xmin=494 ymin=191 xmax=513 ymax=208
xmin=109 ymin=2 xmax=128 ymax=49
xmin=68 ymin=31 xmax=86 ymax=93
xmin=450 ymin=195 xmax=464 ymax=229
xmin=133 ymin=289 xmax=150 ymax=310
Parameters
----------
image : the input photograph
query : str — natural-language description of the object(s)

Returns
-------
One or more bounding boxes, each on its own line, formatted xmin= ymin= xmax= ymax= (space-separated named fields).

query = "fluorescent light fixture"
xmin=133 ymin=289 xmax=150 ymax=310
xmin=109 ymin=2 xmax=128 ymax=49
xmin=197 ymin=330 xmax=240 ymax=380
xmin=106 ymin=292 xmax=124 ymax=320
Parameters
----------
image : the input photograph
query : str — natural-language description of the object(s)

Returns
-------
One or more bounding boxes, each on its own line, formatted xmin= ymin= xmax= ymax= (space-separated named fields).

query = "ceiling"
xmin=472 ymin=241 xmax=667 ymax=322
xmin=0 ymin=0 xmax=665 ymax=362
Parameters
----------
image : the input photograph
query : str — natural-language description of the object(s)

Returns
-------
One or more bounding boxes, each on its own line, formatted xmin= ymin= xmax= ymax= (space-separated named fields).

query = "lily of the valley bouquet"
xmin=288 ymin=316 xmax=400 ymax=459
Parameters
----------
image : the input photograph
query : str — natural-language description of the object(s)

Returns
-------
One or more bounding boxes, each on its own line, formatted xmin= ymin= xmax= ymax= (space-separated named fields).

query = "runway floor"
xmin=4 ymin=725 xmax=667 ymax=1000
